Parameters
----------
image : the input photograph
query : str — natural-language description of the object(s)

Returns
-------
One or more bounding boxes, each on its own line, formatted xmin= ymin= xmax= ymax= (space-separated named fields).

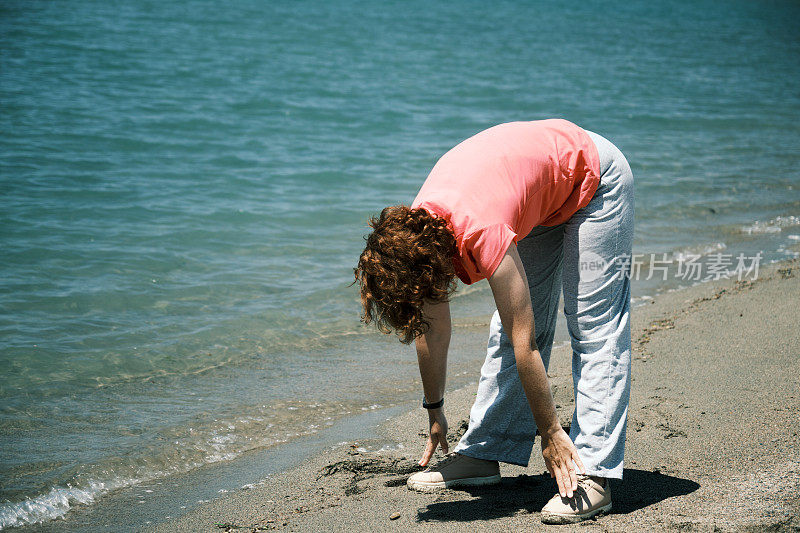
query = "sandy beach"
xmin=149 ymin=259 xmax=800 ymax=533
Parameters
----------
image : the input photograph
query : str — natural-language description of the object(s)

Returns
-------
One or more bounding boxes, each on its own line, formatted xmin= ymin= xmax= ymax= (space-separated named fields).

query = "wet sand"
xmin=151 ymin=258 xmax=800 ymax=532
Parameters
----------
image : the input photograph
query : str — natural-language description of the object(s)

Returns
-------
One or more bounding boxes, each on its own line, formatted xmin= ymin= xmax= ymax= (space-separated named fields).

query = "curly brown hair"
xmin=353 ymin=205 xmax=458 ymax=344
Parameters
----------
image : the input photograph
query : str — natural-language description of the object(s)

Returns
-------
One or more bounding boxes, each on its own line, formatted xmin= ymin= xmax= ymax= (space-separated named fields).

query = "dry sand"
xmin=151 ymin=259 xmax=799 ymax=532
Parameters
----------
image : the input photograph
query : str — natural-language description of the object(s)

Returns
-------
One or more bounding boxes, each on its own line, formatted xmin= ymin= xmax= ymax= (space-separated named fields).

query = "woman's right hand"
xmin=540 ymin=426 xmax=586 ymax=498
xmin=418 ymin=407 xmax=448 ymax=467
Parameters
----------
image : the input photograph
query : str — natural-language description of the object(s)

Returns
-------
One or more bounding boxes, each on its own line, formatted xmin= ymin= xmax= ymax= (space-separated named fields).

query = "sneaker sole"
xmin=406 ymin=474 xmax=502 ymax=493
xmin=540 ymin=502 xmax=612 ymax=524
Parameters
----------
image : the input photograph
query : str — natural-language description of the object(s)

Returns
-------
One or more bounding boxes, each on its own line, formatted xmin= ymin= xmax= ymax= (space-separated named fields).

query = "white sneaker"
xmin=407 ymin=452 xmax=501 ymax=493
xmin=540 ymin=474 xmax=612 ymax=524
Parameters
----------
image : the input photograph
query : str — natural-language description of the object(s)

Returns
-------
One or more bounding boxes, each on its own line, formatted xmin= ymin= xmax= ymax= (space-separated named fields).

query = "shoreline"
xmin=144 ymin=258 xmax=799 ymax=532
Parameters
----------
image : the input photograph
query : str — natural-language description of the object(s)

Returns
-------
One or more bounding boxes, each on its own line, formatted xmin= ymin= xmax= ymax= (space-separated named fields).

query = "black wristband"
xmin=422 ymin=396 xmax=444 ymax=409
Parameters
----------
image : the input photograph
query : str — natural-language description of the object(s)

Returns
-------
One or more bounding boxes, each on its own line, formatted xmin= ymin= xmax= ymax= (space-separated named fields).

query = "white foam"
xmin=741 ymin=215 xmax=800 ymax=235
xmin=0 ymin=406 xmax=333 ymax=528
xmin=0 ymin=478 xmax=138 ymax=529
xmin=673 ymin=241 xmax=727 ymax=259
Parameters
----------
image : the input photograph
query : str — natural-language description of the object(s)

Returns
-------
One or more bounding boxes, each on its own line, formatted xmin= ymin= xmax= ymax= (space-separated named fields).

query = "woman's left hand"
xmin=418 ymin=407 xmax=448 ymax=467
xmin=540 ymin=426 xmax=586 ymax=498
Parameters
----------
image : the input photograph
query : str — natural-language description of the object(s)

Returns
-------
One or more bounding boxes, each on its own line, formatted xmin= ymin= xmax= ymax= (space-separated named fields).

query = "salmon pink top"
xmin=410 ymin=119 xmax=601 ymax=285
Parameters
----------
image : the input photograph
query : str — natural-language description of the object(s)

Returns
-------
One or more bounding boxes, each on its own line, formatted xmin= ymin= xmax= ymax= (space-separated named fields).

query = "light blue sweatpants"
xmin=452 ymin=130 xmax=634 ymax=480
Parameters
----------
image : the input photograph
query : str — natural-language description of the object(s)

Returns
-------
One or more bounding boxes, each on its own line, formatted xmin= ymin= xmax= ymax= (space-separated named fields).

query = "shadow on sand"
xmin=415 ymin=469 xmax=700 ymax=522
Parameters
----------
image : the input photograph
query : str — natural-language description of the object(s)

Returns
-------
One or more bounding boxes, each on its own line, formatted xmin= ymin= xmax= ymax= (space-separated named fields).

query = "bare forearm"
xmin=415 ymin=300 xmax=451 ymax=402
xmin=515 ymin=347 xmax=560 ymax=436
xmin=416 ymin=329 xmax=449 ymax=402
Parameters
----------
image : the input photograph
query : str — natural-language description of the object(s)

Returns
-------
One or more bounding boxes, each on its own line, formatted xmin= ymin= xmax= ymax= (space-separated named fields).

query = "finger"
xmin=419 ymin=438 xmax=434 ymax=466
xmin=572 ymin=453 xmax=586 ymax=475
xmin=440 ymin=434 xmax=449 ymax=455
xmin=559 ymin=462 xmax=573 ymax=498
xmin=568 ymin=461 xmax=577 ymax=494
xmin=554 ymin=466 xmax=567 ymax=498
xmin=419 ymin=439 xmax=435 ymax=467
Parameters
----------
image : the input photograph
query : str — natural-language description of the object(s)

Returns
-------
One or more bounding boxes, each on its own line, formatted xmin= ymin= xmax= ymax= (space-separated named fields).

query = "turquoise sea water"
xmin=2 ymin=0 xmax=799 ymax=528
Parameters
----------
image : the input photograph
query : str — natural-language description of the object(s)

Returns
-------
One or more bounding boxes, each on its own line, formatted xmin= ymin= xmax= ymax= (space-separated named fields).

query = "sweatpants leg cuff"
xmin=582 ymin=464 xmax=624 ymax=480
xmin=453 ymin=441 xmax=533 ymax=467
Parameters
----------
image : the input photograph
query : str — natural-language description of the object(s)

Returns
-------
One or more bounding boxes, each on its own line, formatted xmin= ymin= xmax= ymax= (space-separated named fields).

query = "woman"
xmin=353 ymin=118 xmax=634 ymax=524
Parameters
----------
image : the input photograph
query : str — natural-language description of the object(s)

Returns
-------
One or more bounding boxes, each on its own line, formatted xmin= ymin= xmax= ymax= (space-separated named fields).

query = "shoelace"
xmin=424 ymin=451 xmax=460 ymax=470
xmin=436 ymin=451 xmax=460 ymax=465
xmin=575 ymin=473 xmax=605 ymax=491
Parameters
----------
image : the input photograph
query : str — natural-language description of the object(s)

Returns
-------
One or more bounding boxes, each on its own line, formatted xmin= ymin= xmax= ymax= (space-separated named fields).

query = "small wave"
xmin=0 ymin=398 xmax=367 ymax=529
xmin=740 ymin=215 xmax=800 ymax=235
xmin=0 ymin=478 xmax=136 ymax=529
xmin=671 ymin=241 xmax=727 ymax=260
